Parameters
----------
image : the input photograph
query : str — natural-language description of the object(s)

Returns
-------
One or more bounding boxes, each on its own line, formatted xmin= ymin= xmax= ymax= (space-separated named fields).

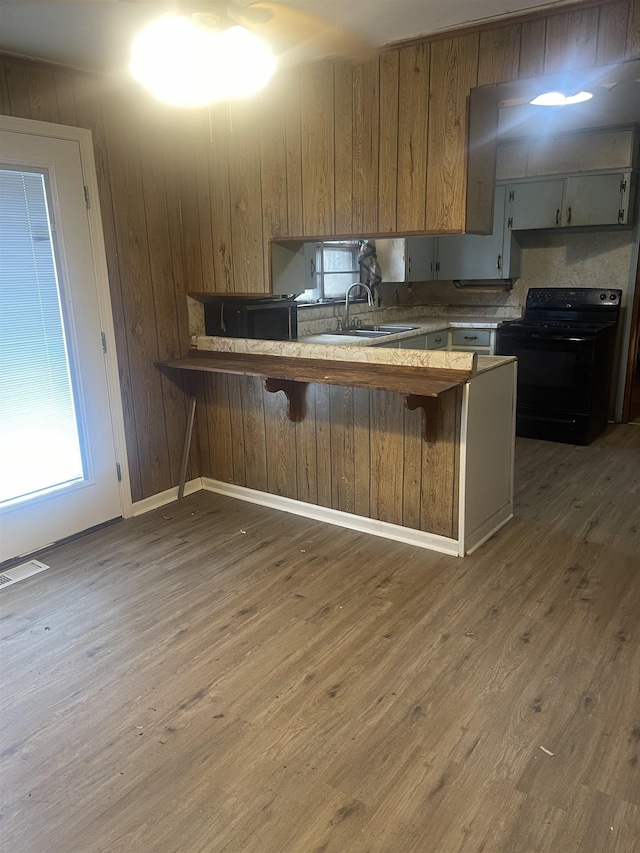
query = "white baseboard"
xmin=201 ymin=478 xmax=461 ymax=556
xmin=131 ymin=478 xmax=203 ymax=517
xmin=463 ymin=504 xmax=513 ymax=555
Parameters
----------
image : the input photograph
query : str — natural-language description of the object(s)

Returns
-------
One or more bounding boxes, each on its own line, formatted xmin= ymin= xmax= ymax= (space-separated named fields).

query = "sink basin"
xmin=315 ymin=324 xmax=418 ymax=339
xmin=330 ymin=329 xmax=392 ymax=337
xmin=357 ymin=324 xmax=418 ymax=333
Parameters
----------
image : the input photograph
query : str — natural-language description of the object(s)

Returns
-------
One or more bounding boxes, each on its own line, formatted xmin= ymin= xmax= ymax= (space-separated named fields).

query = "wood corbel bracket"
xmin=264 ymin=378 xmax=307 ymax=422
xmin=404 ymin=394 xmax=441 ymax=443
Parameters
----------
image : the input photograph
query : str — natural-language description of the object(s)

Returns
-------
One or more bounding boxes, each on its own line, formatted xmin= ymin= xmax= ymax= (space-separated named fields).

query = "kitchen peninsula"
xmin=160 ymin=334 xmax=517 ymax=557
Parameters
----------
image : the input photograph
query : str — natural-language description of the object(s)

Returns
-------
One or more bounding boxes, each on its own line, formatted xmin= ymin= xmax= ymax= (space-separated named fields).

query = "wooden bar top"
xmin=157 ymin=348 xmax=473 ymax=397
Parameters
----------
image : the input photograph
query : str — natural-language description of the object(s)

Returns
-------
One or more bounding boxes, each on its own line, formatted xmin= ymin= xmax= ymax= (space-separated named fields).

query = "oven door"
xmin=497 ymin=330 xmax=596 ymax=414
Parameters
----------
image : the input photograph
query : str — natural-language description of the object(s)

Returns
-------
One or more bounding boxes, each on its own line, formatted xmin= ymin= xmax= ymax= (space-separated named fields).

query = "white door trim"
xmin=0 ymin=115 xmax=132 ymax=519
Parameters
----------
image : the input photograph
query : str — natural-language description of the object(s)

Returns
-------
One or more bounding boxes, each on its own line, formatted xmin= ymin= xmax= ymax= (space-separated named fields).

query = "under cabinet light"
xmin=530 ymin=90 xmax=593 ymax=106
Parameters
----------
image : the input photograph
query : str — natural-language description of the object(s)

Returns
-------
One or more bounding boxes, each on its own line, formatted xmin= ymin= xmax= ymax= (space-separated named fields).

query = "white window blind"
xmin=0 ymin=168 xmax=84 ymax=505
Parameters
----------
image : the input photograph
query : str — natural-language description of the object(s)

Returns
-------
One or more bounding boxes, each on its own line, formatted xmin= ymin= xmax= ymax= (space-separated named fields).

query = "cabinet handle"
xmin=496 ymin=253 xmax=502 ymax=270
xmin=555 ymin=208 xmax=560 ymax=225
xmin=434 ymin=337 xmax=442 ymax=344
xmin=567 ymin=206 xmax=572 ymax=224
xmin=310 ymin=259 xmax=316 ymax=276
xmin=463 ymin=335 xmax=478 ymax=341
xmin=408 ymin=258 xmax=412 ymax=273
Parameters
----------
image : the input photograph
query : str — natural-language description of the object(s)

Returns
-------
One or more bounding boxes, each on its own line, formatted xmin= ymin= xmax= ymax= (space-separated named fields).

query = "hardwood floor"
xmin=1 ymin=426 xmax=639 ymax=852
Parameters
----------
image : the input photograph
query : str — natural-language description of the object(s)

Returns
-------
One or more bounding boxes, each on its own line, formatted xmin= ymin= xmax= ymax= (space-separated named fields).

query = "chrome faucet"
xmin=344 ymin=282 xmax=374 ymax=330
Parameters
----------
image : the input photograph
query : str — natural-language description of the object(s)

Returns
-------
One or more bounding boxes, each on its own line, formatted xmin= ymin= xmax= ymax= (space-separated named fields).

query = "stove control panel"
xmin=526 ymin=288 xmax=621 ymax=310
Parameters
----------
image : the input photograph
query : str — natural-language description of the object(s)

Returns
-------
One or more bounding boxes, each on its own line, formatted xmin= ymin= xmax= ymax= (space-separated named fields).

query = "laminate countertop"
xmin=189 ymin=332 xmax=516 ymax=377
xmin=298 ymin=315 xmax=510 ymax=346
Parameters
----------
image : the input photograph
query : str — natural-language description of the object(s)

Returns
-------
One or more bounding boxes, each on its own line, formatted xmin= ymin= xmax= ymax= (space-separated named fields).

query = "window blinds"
xmin=0 ymin=168 xmax=84 ymax=505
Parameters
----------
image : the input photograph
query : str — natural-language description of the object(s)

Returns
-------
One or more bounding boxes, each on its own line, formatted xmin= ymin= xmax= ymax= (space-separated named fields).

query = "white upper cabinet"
xmin=507 ymin=179 xmax=564 ymax=230
xmin=507 ymin=172 xmax=634 ymax=230
xmin=376 ymin=187 xmax=520 ymax=283
xmin=564 ymin=173 xmax=633 ymax=226
xmin=437 ymin=186 xmax=520 ymax=280
xmin=271 ymin=241 xmax=316 ymax=295
xmin=376 ymin=236 xmax=435 ymax=282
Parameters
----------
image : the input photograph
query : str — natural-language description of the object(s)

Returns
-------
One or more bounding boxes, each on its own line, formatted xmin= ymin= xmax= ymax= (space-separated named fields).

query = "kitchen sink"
xmin=316 ymin=324 xmax=419 ymax=339
xmin=328 ymin=329 xmax=392 ymax=337
xmin=359 ymin=324 xmax=418 ymax=333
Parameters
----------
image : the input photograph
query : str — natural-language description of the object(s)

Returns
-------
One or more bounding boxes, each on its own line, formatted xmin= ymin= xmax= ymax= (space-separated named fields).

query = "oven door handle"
xmin=527 ymin=333 xmax=592 ymax=343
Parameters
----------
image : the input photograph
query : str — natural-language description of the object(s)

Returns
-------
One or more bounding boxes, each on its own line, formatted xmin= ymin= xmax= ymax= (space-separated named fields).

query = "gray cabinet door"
xmin=563 ymin=173 xmax=628 ymax=226
xmin=509 ymin=179 xmax=564 ymax=230
xmin=437 ymin=186 xmax=508 ymax=280
xmin=271 ymin=241 xmax=317 ymax=295
xmin=405 ymin=236 xmax=435 ymax=281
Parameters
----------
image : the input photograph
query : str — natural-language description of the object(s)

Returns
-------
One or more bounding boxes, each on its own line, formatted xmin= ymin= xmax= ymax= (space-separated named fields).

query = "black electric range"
xmin=497 ymin=287 xmax=622 ymax=445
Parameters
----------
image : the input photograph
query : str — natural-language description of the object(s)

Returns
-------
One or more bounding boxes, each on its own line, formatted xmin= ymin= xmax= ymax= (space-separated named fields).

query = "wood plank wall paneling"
xmin=0 ymin=57 xmax=11 ymax=114
xmin=477 ymin=24 xmax=522 ymax=85
xmin=1 ymin=0 xmax=635 ymax=504
xmin=301 ymin=63 xmax=335 ymax=236
xmin=259 ymin=77 xmax=289 ymax=287
xmin=518 ymin=18 xmax=547 ymax=77
xmin=283 ymin=69 xmax=304 ymax=238
xmin=426 ymin=33 xmax=479 ymax=233
xmin=396 ymin=42 xmax=430 ymax=233
xmin=333 ymin=60 xmax=354 ymax=235
xmin=201 ymin=375 xmax=461 ymax=538
xmin=100 ymin=89 xmax=173 ymax=499
xmin=228 ymin=100 xmax=265 ymax=293
xmin=207 ymin=104 xmax=236 ymax=292
xmin=24 ymin=63 xmax=59 ymax=123
xmin=353 ymin=57 xmax=380 ymax=234
xmin=597 ymin=0 xmax=634 ymax=63
xmin=0 ymin=57 xmax=199 ymax=502
xmin=263 ymin=382 xmax=298 ymax=499
xmin=626 ymin=0 xmax=640 ymax=57
xmin=378 ymin=49 xmax=400 ymax=233
xmin=544 ymin=5 xmax=600 ymax=72
xmin=136 ymin=106 xmax=191 ymax=487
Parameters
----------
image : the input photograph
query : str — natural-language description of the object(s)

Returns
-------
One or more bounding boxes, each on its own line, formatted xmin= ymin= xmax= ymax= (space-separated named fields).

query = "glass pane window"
xmin=0 ymin=168 xmax=84 ymax=506
xmin=296 ymin=241 xmax=359 ymax=303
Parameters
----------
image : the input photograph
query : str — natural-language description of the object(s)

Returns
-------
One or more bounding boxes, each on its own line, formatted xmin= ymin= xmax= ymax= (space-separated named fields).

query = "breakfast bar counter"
xmin=158 ymin=337 xmax=517 ymax=557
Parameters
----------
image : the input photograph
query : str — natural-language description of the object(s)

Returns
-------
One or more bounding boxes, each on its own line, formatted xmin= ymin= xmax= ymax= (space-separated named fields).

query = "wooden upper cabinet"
xmin=426 ymin=33 xmax=479 ymax=233
xmin=378 ymin=49 xmax=400 ymax=232
xmin=301 ymin=64 xmax=335 ymax=237
xmin=353 ymin=57 xmax=380 ymax=235
xmin=396 ymin=43 xmax=430 ymax=232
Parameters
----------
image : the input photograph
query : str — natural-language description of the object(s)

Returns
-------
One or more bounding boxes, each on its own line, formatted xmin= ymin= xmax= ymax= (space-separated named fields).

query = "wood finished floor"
xmin=1 ymin=426 xmax=639 ymax=853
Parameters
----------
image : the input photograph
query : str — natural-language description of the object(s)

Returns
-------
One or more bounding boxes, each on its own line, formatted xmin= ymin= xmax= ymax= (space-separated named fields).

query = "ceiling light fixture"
xmin=130 ymin=15 xmax=276 ymax=106
xmin=530 ymin=90 xmax=594 ymax=106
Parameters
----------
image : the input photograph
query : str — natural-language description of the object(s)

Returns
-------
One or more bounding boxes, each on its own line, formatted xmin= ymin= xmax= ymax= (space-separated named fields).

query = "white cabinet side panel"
xmin=464 ymin=364 xmax=516 ymax=539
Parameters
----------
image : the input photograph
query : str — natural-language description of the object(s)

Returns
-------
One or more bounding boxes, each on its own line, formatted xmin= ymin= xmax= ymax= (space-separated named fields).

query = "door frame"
xmin=622 ymin=240 xmax=640 ymax=422
xmin=0 ymin=114 xmax=132 ymax=519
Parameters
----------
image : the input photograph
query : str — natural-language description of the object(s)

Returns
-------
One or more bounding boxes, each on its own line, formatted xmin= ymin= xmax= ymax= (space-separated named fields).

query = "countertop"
xmin=190 ymin=332 xmax=516 ymax=377
xmin=299 ymin=314 xmax=508 ymax=346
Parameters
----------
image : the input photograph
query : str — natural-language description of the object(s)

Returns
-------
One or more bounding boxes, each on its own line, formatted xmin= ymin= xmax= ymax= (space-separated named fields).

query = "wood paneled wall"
xmin=1 ymin=0 xmax=638 ymax=502
xmin=200 ymin=375 xmax=462 ymax=539
xmin=195 ymin=0 xmax=640 ymax=293
xmin=0 ymin=58 xmax=198 ymax=503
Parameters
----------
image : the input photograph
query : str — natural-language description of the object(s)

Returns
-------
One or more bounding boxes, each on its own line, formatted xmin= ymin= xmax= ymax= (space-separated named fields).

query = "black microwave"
xmin=203 ymin=296 xmax=298 ymax=340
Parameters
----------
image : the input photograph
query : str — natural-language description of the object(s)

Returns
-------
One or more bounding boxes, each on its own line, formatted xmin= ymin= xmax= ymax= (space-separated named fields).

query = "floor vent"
xmin=0 ymin=559 xmax=50 ymax=589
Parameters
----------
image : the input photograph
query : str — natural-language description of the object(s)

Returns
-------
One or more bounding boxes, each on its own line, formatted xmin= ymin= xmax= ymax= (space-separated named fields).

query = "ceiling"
xmin=0 ymin=0 xmax=582 ymax=75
